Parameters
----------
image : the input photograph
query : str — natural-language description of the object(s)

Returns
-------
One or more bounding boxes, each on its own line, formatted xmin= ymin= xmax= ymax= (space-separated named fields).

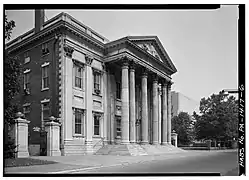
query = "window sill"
xmin=93 ymin=93 xmax=102 ymax=97
xmin=73 ymin=134 xmax=84 ymax=138
xmin=24 ymin=61 xmax=30 ymax=65
xmin=41 ymin=88 xmax=49 ymax=91
xmin=93 ymin=135 xmax=101 ymax=138
xmin=73 ymin=87 xmax=84 ymax=92
xmin=41 ymin=53 xmax=50 ymax=57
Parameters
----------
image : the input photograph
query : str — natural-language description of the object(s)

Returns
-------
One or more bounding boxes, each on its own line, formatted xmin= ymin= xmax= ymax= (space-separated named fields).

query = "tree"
xmin=194 ymin=91 xmax=238 ymax=142
xmin=5 ymin=14 xmax=21 ymax=126
xmin=172 ymin=112 xmax=195 ymax=145
xmin=5 ymin=14 xmax=15 ymax=41
xmin=4 ymin=15 xmax=21 ymax=158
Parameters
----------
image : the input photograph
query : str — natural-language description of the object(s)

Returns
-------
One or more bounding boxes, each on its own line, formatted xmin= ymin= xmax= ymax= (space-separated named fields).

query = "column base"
xmin=152 ymin=141 xmax=159 ymax=145
xmin=47 ymin=150 xmax=61 ymax=156
xmin=161 ymin=142 xmax=168 ymax=146
xmin=17 ymin=150 xmax=29 ymax=158
xmin=85 ymin=140 xmax=93 ymax=154
xmin=140 ymin=141 xmax=149 ymax=145
xmin=121 ymin=141 xmax=130 ymax=145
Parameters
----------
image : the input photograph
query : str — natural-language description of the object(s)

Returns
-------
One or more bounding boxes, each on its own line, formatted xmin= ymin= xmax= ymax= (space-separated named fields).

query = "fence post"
xmin=45 ymin=116 xmax=61 ymax=156
xmin=14 ymin=112 xmax=30 ymax=158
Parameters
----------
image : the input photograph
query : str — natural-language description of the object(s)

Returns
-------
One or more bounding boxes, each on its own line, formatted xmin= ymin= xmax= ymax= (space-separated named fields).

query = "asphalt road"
xmin=73 ymin=151 xmax=238 ymax=175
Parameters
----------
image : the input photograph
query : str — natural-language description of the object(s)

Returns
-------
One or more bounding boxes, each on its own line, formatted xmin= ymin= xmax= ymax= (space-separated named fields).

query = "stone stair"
xmin=156 ymin=144 xmax=186 ymax=154
xmin=127 ymin=144 xmax=148 ymax=156
xmin=94 ymin=144 xmax=114 ymax=155
xmin=95 ymin=143 xmax=185 ymax=156
xmin=140 ymin=144 xmax=163 ymax=155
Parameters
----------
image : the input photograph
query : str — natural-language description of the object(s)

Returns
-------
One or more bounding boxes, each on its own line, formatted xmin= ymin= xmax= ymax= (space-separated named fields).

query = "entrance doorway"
xmin=115 ymin=116 xmax=121 ymax=144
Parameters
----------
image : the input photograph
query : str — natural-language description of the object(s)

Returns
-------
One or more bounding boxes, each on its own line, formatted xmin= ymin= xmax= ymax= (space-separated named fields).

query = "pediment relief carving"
xmin=138 ymin=43 xmax=163 ymax=63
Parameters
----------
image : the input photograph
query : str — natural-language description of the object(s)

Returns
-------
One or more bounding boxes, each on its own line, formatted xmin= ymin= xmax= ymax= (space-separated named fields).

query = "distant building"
xmin=171 ymin=91 xmax=199 ymax=117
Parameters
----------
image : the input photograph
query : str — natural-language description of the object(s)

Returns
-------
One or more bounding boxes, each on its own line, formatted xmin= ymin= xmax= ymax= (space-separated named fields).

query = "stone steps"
xmin=127 ymin=144 xmax=148 ymax=156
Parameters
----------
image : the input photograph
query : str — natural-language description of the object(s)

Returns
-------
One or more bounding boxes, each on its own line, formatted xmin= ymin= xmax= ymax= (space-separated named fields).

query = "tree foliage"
xmin=5 ymin=14 xmax=15 ymax=41
xmin=172 ymin=112 xmax=195 ymax=145
xmin=4 ymin=14 xmax=21 ymax=158
xmin=5 ymin=15 xmax=21 ymax=126
xmin=194 ymin=92 xmax=238 ymax=142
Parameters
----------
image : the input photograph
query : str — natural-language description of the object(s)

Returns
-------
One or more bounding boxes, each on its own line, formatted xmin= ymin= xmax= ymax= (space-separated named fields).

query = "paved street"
xmin=5 ymin=150 xmax=238 ymax=176
xmin=71 ymin=151 xmax=238 ymax=175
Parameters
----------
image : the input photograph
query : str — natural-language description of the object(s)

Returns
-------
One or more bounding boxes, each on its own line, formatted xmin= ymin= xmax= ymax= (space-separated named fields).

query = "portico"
xmin=106 ymin=54 xmax=174 ymax=146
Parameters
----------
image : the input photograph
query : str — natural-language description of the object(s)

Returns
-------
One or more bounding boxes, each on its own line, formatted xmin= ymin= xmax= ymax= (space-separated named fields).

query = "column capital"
xmin=158 ymin=84 xmax=162 ymax=95
xmin=64 ymin=45 xmax=74 ymax=58
xmin=141 ymin=67 xmax=148 ymax=78
xmin=129 ymin=60 xmax=136 ymax=71
xmin=152 ymin=74 xmax=159 ymax=83
xmin=161 ymin=79 xmax=167 ymax=87
xmin=167 ymin=81 xmax=173 ymax=88
xmin=85 ymin=55 xmax=94 ymax=66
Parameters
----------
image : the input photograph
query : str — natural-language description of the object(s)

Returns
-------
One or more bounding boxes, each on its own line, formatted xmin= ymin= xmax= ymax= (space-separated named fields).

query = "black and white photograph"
xmin=3 ymin=4 xmax=244 ymax=176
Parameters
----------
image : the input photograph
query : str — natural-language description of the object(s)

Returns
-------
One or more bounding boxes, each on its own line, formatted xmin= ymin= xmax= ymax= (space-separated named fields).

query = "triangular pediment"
xmin=127 ymin=36 xmax=177 ymax=74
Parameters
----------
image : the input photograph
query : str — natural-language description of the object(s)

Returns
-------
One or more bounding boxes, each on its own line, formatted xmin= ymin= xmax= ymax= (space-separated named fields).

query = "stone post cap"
xmin=15 ymin=112 xmax=30 ymax=123
xmin=171 ymin=130 xmax=177 ymax=136
xmin=49 ymin=116 xmax=56 ymax=122
xmin=45 ymin=121 xmax=61 ymax=126
xmin=16 ymin=112 xmax=24 ymax=118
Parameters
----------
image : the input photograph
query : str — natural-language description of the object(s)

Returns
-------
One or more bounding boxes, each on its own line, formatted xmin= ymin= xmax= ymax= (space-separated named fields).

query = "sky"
xmin=5 ymin=5 xmax=238 ymax=102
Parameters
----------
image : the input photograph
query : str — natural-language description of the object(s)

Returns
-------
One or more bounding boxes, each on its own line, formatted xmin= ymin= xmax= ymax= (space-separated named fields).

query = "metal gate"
xmin=40 ymin=131 xmax=47 ymax=156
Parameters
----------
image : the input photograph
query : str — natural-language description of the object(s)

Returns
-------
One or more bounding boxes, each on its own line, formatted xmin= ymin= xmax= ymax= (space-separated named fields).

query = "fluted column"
xmin=121 ymin=60 xmax=129 ymax=144
xmin=129 ymin=63 xmax=136 ymax=143
xmin=161 ymin=81 xmax=168 ymax=145
xmin=152 ymin=75 xmax=159 ymax=145
xmin=141 ymin=69 xmax=148 ymax=144
xmin=158 ymin=84 xmax=162 ymax=144
xmin=167 ymin=81 xmax=172 ymax=144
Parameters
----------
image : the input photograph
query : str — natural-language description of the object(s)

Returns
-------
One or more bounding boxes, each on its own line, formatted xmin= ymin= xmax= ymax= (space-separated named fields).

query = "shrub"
xmin=4 ymin=138 xmax=17 ymax=159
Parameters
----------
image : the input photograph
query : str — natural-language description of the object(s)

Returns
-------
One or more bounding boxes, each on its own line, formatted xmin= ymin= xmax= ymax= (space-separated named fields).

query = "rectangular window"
xmin=41 ymin=102 xmax=50 ymax=129
xmin=23 ymin=104 xmax=31 ymax=121
xmin=42 ymin=66 xmax=49 ymax=89
xmin=93 ymin=72 xmax=101 ymax=94
xmin=74 ymin=64 xmax=83 ymax=89
xmin=74 ymin=108 xmax=84 ymax=135
xmin=24 ymin=71 xmax=30 ymax=91
xmin=116 ymin=82 xmax=121 ymax=99
xmin=24 ymin=51 xmax=30 ymax=64
xmin=42 ymin=43 xmax=49 ymax=55
xmin=94 ymin=114 xmax=100 ymax=136
xmin=116 ymin=117 xmax=121 ymax=137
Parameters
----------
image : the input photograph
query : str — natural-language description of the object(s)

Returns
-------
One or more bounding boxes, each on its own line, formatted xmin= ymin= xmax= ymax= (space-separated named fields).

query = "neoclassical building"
xmin=6 ymin=10 xmax=177 ymax=156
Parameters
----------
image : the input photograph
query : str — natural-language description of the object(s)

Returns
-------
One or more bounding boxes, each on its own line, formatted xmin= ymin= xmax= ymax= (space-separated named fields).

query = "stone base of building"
xmin=47 ymin=150 xmax=61 ymax=156
xmin=16 ymin=150 xmax=30 ymax=158
xmin=95 ymin=143 xmax=185 ymax=156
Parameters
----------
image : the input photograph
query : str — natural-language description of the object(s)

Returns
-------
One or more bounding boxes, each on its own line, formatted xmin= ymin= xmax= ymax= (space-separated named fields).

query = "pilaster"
xmin=63 ymin=44 xmax=74 ymax=141
xmin=85 ymin=54 xmax=94 ymax=153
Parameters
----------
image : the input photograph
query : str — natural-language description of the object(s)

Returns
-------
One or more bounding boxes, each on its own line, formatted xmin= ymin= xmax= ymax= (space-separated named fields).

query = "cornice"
xmin=6 ymin=15 xmax=106 ymax=54
xmin=104 ymin=51 xmax=171 ymax=82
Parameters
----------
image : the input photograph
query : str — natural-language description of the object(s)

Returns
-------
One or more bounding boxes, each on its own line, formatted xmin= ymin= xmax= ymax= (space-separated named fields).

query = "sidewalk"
xmin=4 ymin=149 xmax=237 ymax=174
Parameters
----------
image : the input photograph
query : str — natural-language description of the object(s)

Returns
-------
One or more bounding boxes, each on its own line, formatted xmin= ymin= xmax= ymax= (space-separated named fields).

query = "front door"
xmin=115 ymin=116 xmax=121 ymax=144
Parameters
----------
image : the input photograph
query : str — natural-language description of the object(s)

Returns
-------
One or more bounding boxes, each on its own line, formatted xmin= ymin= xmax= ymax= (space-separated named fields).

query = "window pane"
xmin=75 ymin=109 xmax=83 ymax=134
